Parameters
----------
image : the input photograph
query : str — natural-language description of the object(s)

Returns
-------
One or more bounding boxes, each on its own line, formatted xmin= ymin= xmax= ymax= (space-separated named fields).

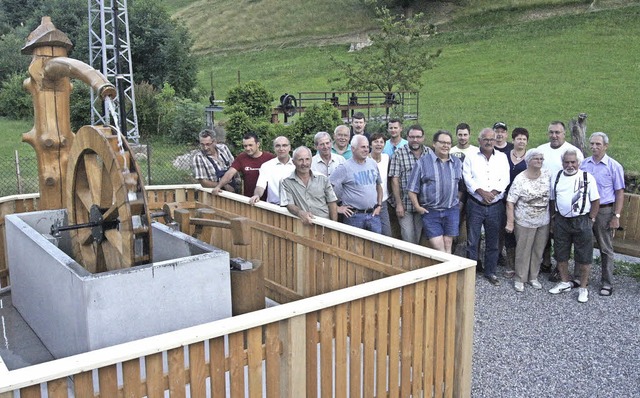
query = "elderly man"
xmin=249 ymin=136 xmax=295 ymax=205
xmin=382 ymin=118 xmax=407 ymax=157
xmin=463 ymin=128 xmax=510 ymax=285
xmin=332 ymin=125 xmax=352 ymax=160
xmin=192 ymin=128 xmax=236 ymax=191
xmin=580 ymin=132 xmax=624 ymax=296
xmin=330 ymin=135 xmax=383 ymax=233
xmin=407 ymin=130 xmax=463 ymax=253
xmin=537 ymin=121 xmax=584 ymax=275
xmin=549 ymin=150 xmax=600 ymax=303
xmin=311 ymin=131 xmax=346 ymax=178
xmin=280 ymin=146 xmax=338 ymax=224
xmin=389 ymin=125 xmax=431 ymax=244
xmin=212 ymin=132 xmax=274 ymax=198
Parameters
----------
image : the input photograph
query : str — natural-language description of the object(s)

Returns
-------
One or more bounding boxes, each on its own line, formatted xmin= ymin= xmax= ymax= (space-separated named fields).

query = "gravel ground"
xmin=471 ymin=255 xmax=640 ymax=397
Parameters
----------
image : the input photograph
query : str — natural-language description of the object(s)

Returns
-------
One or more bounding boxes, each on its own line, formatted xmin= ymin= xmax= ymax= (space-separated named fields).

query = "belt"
xmin=469 ymin=195 xmax=501 ymax=207
xmin=600 ymin=203 xmax=614 ymax=208
xmin=352 ymin=207 xmax=376 ymax=214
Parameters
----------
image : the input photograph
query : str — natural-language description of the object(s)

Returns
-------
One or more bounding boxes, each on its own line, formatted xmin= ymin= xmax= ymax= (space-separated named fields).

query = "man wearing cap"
xmin=493 ymin=122 xmax=513 ymax=153
xmin=579 ymin=132 xmax=625 ymax=297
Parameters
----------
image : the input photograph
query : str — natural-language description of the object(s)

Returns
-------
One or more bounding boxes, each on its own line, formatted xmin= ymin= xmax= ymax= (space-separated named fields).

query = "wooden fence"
xmin=0 ymin=185 xmax=468 ymax=396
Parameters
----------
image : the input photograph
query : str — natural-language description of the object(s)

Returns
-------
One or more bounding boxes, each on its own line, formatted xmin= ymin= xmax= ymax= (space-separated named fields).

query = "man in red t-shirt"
xmin=212 ymin=132 xmax=275 ymax=199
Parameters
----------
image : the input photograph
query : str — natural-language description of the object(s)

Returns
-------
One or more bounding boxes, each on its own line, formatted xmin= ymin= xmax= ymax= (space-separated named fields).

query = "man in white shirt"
xmin=311 ymin=131 xmax=346 ymax=177
xmin=462 ymin=128 xmax=510 ymax=286
xmin=450 ymin=122 xmax=479 ymax=161
xmin=249 ymin=136 xmax=295 ymax=205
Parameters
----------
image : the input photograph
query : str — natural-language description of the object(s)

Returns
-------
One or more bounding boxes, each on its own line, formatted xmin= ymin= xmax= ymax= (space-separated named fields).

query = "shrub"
xmin=291 ymin=102 xmax=342 ymax=148
xmin=135 ymin=81 xmax=160 ymax=140
xmin=169 ymin=98 xmax=204 ymax=144
xmin=226 ymin=80 xmax=273 ymax=119
xmin=224 ymin=110 xmax=253 ymax=151
xmin=69 ymin=80 xmax=91 ymax=131
xmin=0 ymin=72 xmax=31 ymax=119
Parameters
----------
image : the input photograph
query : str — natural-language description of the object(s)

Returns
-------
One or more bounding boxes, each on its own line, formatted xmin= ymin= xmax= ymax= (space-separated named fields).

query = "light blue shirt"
xmin=383 ymin=138 xmax=408 ymax=157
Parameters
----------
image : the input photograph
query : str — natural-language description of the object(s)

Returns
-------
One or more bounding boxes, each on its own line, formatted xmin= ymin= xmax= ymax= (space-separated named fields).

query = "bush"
xmin=135 ymin=81 xmax=160 ymax=140
xmin=224 ymin=110 xmax=253 ymax=151
xmin=169 ymin=98 xmax=204 ymax=144
xmin=69 ymin=80 xmax=91 ymax=131
xmin=291 ymin=102 xmax=342 ymax=148
xmin=0 ymin=72 xmax=31 ymax=119
xmin=226 ymin=80 xmax=273 ymax=119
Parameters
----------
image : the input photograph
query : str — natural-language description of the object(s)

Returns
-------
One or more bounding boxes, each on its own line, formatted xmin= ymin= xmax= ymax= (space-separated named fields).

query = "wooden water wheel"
xmin=66 ymin=125 xmax=152 ymax=273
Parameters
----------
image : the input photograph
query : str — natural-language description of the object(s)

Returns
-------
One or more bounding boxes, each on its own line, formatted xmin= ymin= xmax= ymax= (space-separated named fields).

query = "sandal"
xmin=599 ymin=286 xmax=613 ymax=296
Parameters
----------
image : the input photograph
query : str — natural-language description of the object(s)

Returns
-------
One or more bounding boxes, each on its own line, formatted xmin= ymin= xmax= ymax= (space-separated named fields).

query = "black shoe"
xmin=540 ymin=263 xmax=552 ymax=273
xmin=548 ymin=268 xmax=561 ymax=282
xmin=485 ymin=274 xmax=501 ymax=286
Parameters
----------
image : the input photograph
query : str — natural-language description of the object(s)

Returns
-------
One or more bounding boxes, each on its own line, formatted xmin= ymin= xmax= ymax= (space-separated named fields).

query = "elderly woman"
xmin=370 ymin=132 xmax=392 ymax=236
xmin=505 ymin=149 xmax=550 ymax=292
xmin=192 ymin=128 xmax=237 ymax=192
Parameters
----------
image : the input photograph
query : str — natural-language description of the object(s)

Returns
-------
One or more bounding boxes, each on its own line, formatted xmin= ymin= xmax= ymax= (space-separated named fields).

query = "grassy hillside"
xmin=195 ymin=3 xmax=640 ymax=172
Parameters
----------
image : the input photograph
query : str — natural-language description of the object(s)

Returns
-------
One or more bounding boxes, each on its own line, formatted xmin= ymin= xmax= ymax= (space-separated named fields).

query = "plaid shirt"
xmin=192 ymin=143 xmax=234 ymax=181
xmin=388 ymin=145 xmax=431 ymax=212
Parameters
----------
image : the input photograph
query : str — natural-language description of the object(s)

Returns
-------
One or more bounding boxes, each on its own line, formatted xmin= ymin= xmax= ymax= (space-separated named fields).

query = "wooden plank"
xmin=375 ymin=291 xmax=390 ymax=398
xmin=319 ymin=307 xmax=334 ymax=398
xmin=98 ymin=364 xmax=119 ymax=398
xmin=387 ymin=288 xmax=401 ymax=398
xmin=19 ymin=384 xmax=41 ymax=398
xmin=264 ymin=323 xmax=281 ymax=398
xmin=188 ymin=342 xmax=208 ymax=398
xmin=444 ymin=273 xmax=458 ymax=397
xmin=167 ymin=347 xmax=186 ymax=398
xmin=122 ymin=358 xmax=143 ymax=398
xmin=411 ymin=281 xmax=426 ymax=396
xmin=281 ymin=315 xmax=306 ymax=397
xmin=349 ymin=299 xmax=362 ymax=398
xmin=46 ymin=378 xmax=67 ymax=398
xmin=434 ymin=277 xmax=448 ymax=398
xmin=145 ymin=352 xmax=165 ymax=398
xmin=228 ymin=332 xmax=246 ymax=398
xmin=305 ymin=311 xmax=319 ymax=398
xmin=334 ymin=303 xmax=349 ymax=398
xmin=73 ymin=371 xmax=94 ymax=398
xmin=209 ymin=337 xmax=226 ymax=397
xmin=362 ymin=296 xmax=376 ymax=398
xmin=246 ymin=327 xmax=264 ymax=398
xmin=423 ymin=278 xmax=437 ymax=395
xmin=399 ymin=285 xmax=414 ymax=397
xmin=453 ymin=268 xmax=475 ymax=398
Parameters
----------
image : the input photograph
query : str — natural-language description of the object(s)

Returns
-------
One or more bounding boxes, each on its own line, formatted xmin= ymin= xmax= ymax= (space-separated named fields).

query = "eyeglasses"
xmin=548 ymin=130 xmax=563 ymax=135
xmin=436 ymin=141 xmax=452 ymax=146
xmin=407 ymin=135 xmax=423 ymax=140
xmin=480 ymin=138 xmax=495 ymax=142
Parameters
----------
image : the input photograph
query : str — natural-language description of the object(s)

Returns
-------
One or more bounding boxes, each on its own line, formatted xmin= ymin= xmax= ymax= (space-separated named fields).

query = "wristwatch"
xmin=615 ymin=213 xmax=621 ymax=219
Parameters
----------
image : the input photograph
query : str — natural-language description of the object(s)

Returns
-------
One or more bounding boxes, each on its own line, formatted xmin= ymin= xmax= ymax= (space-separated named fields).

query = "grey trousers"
xmin=514 ymin=223 xmax=550 ymax=283
xmin=398 ymin=210 xmax=423 ymax=244
xmin=593 ymin=206 xmax=615 ymax=286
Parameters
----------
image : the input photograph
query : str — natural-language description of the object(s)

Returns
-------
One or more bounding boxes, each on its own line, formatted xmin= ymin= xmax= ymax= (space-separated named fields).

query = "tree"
xmin=330 ymin=7 xmax=440 ymax=93
xmin=226 ymin=80 xmax=273 ymax=120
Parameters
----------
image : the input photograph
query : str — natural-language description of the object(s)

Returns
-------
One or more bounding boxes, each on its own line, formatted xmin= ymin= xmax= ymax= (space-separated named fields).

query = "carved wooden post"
xmin=21 ymin=17 xmax=115 ymax=210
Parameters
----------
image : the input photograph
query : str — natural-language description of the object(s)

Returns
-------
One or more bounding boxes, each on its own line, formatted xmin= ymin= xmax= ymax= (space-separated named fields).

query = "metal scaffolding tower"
xmin=88 ymin=0 xmax=140 ymax=142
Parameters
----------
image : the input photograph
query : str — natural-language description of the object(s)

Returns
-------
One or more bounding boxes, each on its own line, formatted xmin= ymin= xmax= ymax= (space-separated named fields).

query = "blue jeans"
xmin=344 ymin=212 xmax=382 ymax=234
xmin=466 ymin=199 xmax=504 ymax=277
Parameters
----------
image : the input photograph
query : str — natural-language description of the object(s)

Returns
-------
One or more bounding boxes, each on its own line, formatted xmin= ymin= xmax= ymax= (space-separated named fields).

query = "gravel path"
xmin=471 ymin=257 xmax=640 ymax=397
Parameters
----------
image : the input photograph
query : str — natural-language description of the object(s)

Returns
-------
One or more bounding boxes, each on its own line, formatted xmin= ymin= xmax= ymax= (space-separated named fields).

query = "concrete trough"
xmin=5 ymin=209 xmax=232 ymax=359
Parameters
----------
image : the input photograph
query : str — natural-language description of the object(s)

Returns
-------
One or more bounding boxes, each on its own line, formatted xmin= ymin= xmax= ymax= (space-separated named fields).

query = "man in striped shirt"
xmin=407 ymin=130 xmax=463 ymax=253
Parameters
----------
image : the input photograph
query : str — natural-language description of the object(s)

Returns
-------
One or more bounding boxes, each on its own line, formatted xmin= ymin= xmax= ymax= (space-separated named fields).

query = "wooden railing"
xmin=0 ymin=185 xmax=470 ymax=397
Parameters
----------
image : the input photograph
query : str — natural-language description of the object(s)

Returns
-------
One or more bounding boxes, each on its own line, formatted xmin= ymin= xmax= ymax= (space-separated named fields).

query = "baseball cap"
xmin=493 ymin=122 xmax=507 ymax=130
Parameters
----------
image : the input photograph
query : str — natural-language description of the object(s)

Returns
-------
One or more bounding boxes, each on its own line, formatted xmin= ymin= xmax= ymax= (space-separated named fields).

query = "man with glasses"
xmin=537 ymin=121 xmax=583 ymax=276
xmin=463 ymin=128 xmax=510 ymax=285
xmin=407 ymin=130 xmax=463 ymax=253
xmin=193 ymin=129 xmax=237 ymax=191
xmin=389 ymin=125 xmax=431 ymax=244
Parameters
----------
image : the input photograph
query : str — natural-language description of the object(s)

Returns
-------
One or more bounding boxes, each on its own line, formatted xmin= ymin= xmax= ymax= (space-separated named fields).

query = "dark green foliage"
xmin=0 ymin=29 xmax=30 ymax=82
xmin=291 ymin=103 xmax=342 ymax=148
xmin=224 ymin=111 xmax=253 ymax=151
xmin=226 ymin=80 xmax=273 ymax=119
xmin=0 ymin=73 xmax=31 ymax=119
xmin=134 ymin=82 xmax=160 ymax=140
xmin=69 ymin=80 xmax=91 ymax=131
xmin=169 ymin=98 xmax=204 ymax=144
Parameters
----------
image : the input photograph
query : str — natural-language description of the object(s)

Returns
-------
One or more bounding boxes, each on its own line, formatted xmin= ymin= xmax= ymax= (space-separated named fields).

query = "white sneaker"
xmin=578 ymin=287 xmax=589 ymax=303
xmin=549 ymin=281 xmax=572 ymax=294
xmin=514 ymin=281 xmax=524 ymax=292
xmin=529 ymin=280 xmax=542 ymax=289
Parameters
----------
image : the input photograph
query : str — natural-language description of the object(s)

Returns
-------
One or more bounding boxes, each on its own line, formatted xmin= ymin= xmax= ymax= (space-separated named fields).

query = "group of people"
xmin=193 ymin=113 xmax=625 ymax=303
